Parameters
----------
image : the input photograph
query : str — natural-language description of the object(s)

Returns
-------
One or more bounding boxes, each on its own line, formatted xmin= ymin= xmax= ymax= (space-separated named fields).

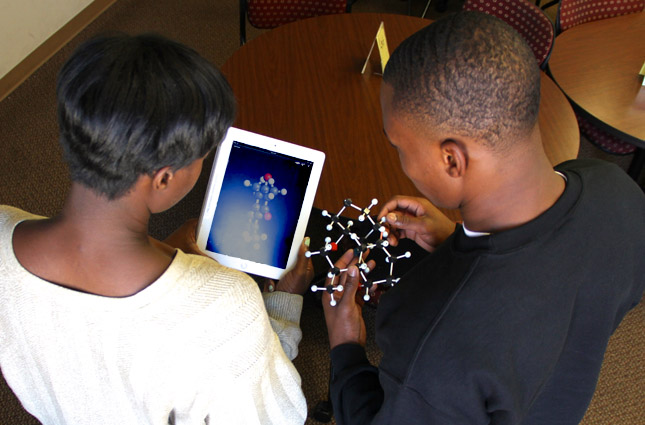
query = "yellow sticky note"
xmin=376 ymin=22 xmax=390 ymax=73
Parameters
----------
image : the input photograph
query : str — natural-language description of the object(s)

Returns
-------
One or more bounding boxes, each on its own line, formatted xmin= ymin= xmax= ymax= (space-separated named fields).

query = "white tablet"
xmin=196 ymin=127 xmax=325 ymax=280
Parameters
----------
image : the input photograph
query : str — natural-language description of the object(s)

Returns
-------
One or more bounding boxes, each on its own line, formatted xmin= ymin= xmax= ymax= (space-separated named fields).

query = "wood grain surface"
xmin=549 ymin=12 xmax=645 ymax=145
xmin=222 ymin=13 xmax=579 ymax=217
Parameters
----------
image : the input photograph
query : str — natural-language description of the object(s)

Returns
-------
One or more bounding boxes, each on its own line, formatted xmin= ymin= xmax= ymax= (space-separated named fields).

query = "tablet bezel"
xmin=196 ymin=127 xmax=325 ymax=280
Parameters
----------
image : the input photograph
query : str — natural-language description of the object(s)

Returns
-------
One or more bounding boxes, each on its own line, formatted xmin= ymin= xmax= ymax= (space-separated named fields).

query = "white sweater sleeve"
xmin=193 ymin=272 xmax=306 ymax=425
xmin=263 ymin=292 xmax=304 ymax=360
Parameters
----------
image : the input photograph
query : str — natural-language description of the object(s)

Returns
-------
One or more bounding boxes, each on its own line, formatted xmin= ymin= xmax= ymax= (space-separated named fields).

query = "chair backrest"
xmin=240 ymin=0 xmax=348 ymax=44
xmin=247 ymin=0 xmax=347 ymax=29
xmin=556 ymin=0 xmax=644 ymax=33
xmin=463 ymin=0 xmax=555 ymax=69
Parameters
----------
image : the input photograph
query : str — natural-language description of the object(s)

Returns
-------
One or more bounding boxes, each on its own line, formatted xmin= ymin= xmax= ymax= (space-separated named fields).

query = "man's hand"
xmin=163 ymin=219 xmax=208 ymax=256
xmin=377 ymin=196 xmax=456 ymax=252
xmin=322 ymin=249 xmax=369 ymax=349
xmin=266 ymin=238 xmax=314 ymax=295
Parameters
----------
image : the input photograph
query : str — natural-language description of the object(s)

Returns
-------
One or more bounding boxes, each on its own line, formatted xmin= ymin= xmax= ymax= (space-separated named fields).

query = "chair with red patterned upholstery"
xmin=240 ymin=0 xmax=351 ymax=45
xmin=555 ymin=0 xmax=644 ymax=157
xmin=463 ymin=0 xmax=555 ymax=70
xmin=556 ymin=0 xmax=644 ymax=33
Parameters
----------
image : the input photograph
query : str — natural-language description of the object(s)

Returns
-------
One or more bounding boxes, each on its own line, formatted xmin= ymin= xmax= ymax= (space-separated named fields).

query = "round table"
xmin=549 ymin=12 xmax=645 ymax=179
xmin=549 ymin=12 xmax=645 ymax=145
xmin=222 ymin=13 xmax=580 ymax=216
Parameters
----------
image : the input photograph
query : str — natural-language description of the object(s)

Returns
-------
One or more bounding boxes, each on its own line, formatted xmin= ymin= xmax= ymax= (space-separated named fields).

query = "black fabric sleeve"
xmin=330 ymin=343 xmax=384 ymax=425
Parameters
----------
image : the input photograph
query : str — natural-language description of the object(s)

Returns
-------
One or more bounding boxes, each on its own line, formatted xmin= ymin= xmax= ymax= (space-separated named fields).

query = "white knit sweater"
xmin=0 ymin=206 xmax=307 ymax=425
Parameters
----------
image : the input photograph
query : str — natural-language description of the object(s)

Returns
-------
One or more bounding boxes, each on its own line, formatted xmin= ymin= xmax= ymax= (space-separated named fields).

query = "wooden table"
xmin=222 ymin=13 xmax=579 ymax=216
xmin=549 ymin=12 xmax=645 ymax=176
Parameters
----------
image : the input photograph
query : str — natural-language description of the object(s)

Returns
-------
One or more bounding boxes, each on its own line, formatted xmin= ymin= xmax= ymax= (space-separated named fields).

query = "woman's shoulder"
xmin=0 ymin=206 xmax=42 ymax=232
xmin=0 ymin=206 xmax=43 ymax=265
xmin=177 ymin=252 xmax=258 ymax=290
xmin=168 ymin=252 xmax=265 ymax=312
xmin=167 ymin=253 xmax=276 ymax=351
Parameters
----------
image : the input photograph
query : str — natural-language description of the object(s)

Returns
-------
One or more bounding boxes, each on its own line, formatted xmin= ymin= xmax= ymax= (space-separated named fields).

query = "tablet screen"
xmin=205 ymin=141 xmax=313 ymax=268
xmin=196 ymin=127 xmax=325 ymax=279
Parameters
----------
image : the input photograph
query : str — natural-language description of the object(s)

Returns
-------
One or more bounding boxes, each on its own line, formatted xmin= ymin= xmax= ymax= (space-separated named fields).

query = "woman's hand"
xmin=265 ymin=238 xmax=314 ymax=295
xmin=163 ymin=219 xmax=208 ymax=256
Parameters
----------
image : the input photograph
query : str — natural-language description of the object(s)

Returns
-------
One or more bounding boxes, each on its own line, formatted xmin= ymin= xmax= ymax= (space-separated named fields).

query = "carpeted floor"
xmin=0 ymin=0 xmax=643 ymax=424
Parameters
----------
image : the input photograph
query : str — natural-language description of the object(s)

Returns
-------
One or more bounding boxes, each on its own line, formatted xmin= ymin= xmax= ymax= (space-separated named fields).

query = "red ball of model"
xmin=264 ymin=212 xmax=272 ymax=221
xmin=264 ymin=173 xmax=272 ymax=181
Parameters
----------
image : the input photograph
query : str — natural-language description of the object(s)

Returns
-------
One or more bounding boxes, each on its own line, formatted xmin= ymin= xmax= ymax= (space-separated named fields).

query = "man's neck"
xmin=459 ymin=139 xmax=566 ymax=234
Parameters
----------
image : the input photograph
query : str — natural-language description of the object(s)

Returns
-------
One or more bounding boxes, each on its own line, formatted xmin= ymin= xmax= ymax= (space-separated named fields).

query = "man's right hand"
xmin=377 ymin=196 xmax=456 ymax=252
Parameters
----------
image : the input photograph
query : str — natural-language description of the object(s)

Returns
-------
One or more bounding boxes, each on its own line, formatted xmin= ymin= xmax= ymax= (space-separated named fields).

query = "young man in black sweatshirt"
xmin=323 ymin=11 xmax=645 ymax=425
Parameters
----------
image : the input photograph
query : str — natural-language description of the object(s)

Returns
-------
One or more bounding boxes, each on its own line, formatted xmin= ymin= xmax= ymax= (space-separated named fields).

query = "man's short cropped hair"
xmin=383 ymin=11 xmax=541 ymax=151
xmin=57 ymin=33 xmax=236 ymax=199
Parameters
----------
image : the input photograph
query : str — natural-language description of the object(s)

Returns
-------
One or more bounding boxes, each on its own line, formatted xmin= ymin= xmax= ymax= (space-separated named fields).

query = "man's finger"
xmin=339 ymin=265 xmax=360 ymax=303
xmin=333 ymin=249 xmax=357 ymax=274
xmin=388 ymin=212 xmax=430 ymax=237
xmin=387 ymin=212 xmax=416 ymax=229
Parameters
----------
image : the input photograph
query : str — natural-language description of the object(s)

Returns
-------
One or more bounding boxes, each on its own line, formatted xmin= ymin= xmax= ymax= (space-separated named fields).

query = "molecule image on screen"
xmin=306 ymin=198 xmax=411 ymax=306
xmin=243 ymin=173 xmax=287 ymax=250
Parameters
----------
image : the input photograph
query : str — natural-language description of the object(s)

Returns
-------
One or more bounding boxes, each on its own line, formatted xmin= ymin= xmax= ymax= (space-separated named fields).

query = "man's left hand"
xmin=322 ymin=249 xmax=370 ymax=348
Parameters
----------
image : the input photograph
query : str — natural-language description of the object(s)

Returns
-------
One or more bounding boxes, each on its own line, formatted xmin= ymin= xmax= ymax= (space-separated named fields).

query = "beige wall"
xmin=0 ymin=0 xmax=93 ymax=79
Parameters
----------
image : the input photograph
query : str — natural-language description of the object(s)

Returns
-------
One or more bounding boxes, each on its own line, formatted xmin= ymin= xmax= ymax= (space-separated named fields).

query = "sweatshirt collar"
xmin=452 ymin=167 xmax=580 ymax=253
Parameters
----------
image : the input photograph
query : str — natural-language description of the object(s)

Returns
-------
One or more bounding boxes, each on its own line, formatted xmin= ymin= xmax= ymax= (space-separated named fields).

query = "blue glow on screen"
xmin=206 ymin=140 xmax=313 ymax=268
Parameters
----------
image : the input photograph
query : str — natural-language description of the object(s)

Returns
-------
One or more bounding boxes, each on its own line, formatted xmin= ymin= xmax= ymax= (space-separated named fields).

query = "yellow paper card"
xmin=376 ymin=22 xmax=390 ymax=72
xmin=640 ymin=61 xmax=645 ymax=75
xmin=361 ymin=22 xmax=390 ymax=75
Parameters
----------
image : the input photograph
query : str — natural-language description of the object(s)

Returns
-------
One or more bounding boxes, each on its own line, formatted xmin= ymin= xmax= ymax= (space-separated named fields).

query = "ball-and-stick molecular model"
xmin=306 ymin=198 xmax=411 ymax=306
xmin=243 ymin=173 xmax=287 ymax=250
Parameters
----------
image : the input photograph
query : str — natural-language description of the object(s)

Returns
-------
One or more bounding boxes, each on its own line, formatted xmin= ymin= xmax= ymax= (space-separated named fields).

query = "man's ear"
xmin=152 ymin=166 xmax=174 ymax=191
xmin=440 ymin=139 xmax=467 ymax=178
